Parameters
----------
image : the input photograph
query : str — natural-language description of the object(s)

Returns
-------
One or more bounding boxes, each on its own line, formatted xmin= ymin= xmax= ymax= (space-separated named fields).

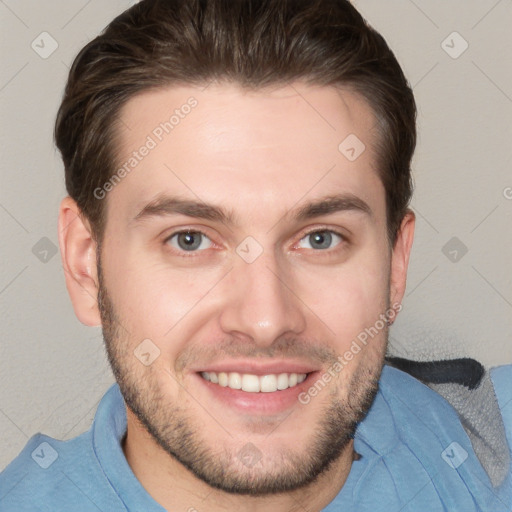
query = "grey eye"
xmin=298 ymin=230 xmax=342 ymax=250
xmin=168 ymin=231 xmax=212 ymax=252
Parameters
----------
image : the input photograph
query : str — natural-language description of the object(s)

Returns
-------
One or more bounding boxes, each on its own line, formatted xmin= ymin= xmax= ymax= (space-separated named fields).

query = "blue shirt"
xmin=1 ymin=365 xmax=511 ymax=511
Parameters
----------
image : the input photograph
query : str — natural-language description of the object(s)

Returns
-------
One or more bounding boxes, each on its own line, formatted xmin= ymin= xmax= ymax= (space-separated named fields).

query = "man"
xmin=1 ymin=0 xmax=511 ymax=510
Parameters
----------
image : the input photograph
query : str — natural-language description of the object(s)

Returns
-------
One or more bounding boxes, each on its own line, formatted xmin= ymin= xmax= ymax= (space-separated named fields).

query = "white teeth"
xmin=277 ymin=373 xmax=289 ymax=390
xmin=228 ymin=372 xmax=242 ymax=390
xmin=201 ymin=371 xmax=308 ymax=392
xmin=260 ymin=374 xmax=277 ymax=393
xmin=242 ymin=374 xmax=260 ymax=392
xmin=218 ymin=372 xmax=228 ymax=387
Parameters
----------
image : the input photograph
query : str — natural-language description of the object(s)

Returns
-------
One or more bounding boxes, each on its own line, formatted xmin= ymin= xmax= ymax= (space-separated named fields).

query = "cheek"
xmin=105 ymin=251 xmax=222 ymax=350
xmin=298 ymin=255 xmax=389 ymax=348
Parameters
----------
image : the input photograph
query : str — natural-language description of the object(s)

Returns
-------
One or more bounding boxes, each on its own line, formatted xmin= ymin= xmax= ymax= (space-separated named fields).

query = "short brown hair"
xmin=55 ymin=0 xmax=416 ymax=245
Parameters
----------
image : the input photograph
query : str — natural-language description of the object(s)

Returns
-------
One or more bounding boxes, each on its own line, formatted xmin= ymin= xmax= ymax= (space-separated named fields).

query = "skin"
xmin=58 ymin=81 xmax=415 ymax=511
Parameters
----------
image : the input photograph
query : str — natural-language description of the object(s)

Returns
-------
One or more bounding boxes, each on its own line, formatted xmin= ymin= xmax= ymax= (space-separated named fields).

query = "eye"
xmin=165 ymin=230 xmax=213 ymax=252
xmin=297 ymin=229 xmax=344 ymax=250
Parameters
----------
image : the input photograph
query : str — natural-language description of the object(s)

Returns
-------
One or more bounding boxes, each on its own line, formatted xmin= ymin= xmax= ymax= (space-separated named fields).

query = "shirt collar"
xmin=91 ymin=383 xmax=166 ymax=511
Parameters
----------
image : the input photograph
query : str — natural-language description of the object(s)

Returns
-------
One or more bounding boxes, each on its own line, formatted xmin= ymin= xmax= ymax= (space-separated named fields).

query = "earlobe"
xmin=389 ymin=210 xmax=416 ymax=310
xmin=58 ymin=197 xmax=102 ymax=327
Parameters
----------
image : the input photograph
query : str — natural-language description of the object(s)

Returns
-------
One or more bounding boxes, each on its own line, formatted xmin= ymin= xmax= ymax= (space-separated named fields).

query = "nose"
xmin=218 ymin=250 xmax=307 ymax=347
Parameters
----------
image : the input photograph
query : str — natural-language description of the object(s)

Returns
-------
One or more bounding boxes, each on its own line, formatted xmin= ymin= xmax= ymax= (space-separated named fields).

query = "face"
xmin=93 ymin=82 xmax=405 ymax=495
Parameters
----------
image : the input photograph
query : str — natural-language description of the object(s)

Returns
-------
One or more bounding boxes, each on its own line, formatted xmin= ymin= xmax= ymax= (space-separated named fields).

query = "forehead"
xmin=108 ymin=81 xmax=383 ymax=225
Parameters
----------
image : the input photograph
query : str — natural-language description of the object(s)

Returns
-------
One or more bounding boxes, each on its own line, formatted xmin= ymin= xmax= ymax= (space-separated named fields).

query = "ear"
xmin=58 ymin=196 xmax=101 ymax=327
xmin=389 ymin=209 xmax=415 ymax=312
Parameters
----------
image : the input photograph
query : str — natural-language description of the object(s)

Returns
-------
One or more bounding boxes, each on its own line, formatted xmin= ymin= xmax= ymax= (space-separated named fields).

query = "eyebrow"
xmin=131 ymin=192 xmax=372 ymax=227
xmin=132 ymin=196 xmax=234 ymax=225
xmin=294 ymin=193 xmax=372 ymax=221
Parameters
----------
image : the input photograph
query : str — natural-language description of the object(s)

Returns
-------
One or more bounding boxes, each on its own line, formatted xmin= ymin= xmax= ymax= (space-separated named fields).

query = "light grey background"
xmin=0 ymin=0 xmax=511 ymax=471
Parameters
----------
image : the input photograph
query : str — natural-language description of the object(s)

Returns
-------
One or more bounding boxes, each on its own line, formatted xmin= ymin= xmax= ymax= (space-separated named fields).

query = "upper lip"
xmin=191 ymin=359 xmax=319 ymax=376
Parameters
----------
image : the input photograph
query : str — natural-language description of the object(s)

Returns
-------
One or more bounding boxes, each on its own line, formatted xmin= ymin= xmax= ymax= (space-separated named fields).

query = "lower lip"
xmin=195 ymin=372 xmax=319 ymax=415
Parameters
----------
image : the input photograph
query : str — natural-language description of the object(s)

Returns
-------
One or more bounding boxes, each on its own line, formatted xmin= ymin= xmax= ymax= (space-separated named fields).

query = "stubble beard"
xmin=97 ymin=260 xmax=386 ymax=496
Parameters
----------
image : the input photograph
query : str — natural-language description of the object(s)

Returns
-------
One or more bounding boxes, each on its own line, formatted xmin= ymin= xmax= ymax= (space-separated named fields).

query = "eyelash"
xmin=295 ymin=227 xmax=347 ymax=250
xmin=163 ymin=229 xmax=215 ymax=257
xmin=163 ymin=226 xmax=348 ymax=257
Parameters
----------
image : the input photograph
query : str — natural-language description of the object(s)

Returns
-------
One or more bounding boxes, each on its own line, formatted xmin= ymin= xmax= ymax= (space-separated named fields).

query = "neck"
xmin=122 ymin=408 xmax=355 ymax=512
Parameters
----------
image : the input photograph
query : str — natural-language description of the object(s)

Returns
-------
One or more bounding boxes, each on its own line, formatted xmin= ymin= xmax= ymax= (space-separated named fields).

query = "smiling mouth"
xmin=200 ymin=371 xmax=309 ymax=393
